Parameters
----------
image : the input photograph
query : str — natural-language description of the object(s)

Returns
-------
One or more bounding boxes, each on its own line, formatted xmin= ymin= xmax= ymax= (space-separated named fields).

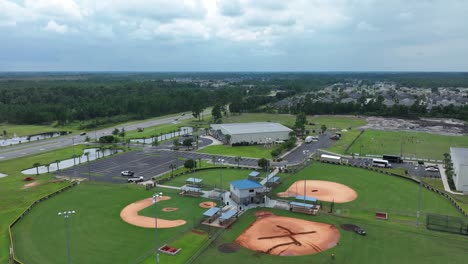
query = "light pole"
xmin=218 ymin=158 xmax=225 ymax=208
xmin=72 ymin=137 xmax=76 ymax=178
xmin=417 ymin=180 xmax=421 ymax=227
xmin=303 ymin=150 xmax=310 ymax=207
xmin=153 ymin=192 xmax=163 ymax=264
xmin=58 ymin=210 xmax=75 ymax=264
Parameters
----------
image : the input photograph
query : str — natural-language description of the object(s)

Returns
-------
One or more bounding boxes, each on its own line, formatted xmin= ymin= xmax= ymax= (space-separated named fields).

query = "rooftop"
xmin=450 ymin=147 xmax=468 ymax=164
xmin=211 ymin=122 xmax=292 ymax=135
xmin=230 ymin=179 xmax=264 ymax=190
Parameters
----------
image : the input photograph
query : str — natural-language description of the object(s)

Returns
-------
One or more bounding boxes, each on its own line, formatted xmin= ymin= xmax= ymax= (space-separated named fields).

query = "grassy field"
xmin=272 ymin=163 xmax=462 ymax=220
xmin=345 ymin=130 xmax=468 ymax=160
xmin=198 ymin=145 xmax=273 ymax=159
xmin=327 ymin=130 xmax=362 ymax=154
xmin=0 ymin=123 xmax=70 ymax=138
xmin=422 ymin=178 xmax=468 ymax=212
xmin=0 ymin=144 xmax=115 ymax=263
xmin=307 ymin=115 xmax=367 ymax=131
xmin=194 ymin=208 xmax=468 ymax=264
xmin=125 ymin=123 xmax=189 ymax=139
xmin=11 ymin=183 xmax=214 ymax=264
xmin=161 ymin=168 xmax=277 ymax=191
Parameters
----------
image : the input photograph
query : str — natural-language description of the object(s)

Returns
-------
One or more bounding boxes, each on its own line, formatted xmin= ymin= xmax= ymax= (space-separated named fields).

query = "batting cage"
xmin=426 ymin=213 xmax=468 ymax=235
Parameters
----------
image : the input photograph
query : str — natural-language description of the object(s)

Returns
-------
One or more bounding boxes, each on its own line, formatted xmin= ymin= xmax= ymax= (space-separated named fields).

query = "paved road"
xmin=0 ymin=110 xmax=209 ymax=161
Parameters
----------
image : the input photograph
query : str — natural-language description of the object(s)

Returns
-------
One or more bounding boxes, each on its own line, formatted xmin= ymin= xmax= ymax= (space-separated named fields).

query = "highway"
xmin=0 ymin=110 xmax=208 ymax=162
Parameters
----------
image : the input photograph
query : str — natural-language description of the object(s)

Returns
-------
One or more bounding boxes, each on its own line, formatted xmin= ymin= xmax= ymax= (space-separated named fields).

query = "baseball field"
xmin=9 ymin=162 xmax=468 ymax=264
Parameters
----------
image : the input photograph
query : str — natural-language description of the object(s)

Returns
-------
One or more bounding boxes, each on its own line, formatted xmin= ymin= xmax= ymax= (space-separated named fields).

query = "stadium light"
xmin=57 ymin=210 xmax=76 ymax=264
xmin=153 ymin=192 xmax=163 ymax=264
xmin=303 ymin=150 xmax=310 ymax=207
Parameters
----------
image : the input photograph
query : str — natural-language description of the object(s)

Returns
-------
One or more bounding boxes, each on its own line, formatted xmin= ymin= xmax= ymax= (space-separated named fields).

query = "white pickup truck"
xmin=127 ymin=176 xmax=144 ymax=183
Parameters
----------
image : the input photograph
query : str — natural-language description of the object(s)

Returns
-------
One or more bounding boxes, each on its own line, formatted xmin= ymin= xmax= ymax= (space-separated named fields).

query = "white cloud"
xmin=25 ymin=0 xmax=83 ymax=20
xmin=43 ymin=20 xmax=69 ymax=33
xmin=356 ymin=21 xmax=379 ymax=32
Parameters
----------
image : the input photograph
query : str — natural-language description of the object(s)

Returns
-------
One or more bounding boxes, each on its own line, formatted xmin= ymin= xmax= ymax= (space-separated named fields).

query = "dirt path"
xmin=120 ymin=197 xmax=186 ymax=228
xmin=277 ymin=180 xmax=357 ymax=203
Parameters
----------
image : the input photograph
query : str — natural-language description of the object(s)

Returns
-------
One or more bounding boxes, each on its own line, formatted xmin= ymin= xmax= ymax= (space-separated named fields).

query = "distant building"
xmin=229 ymin=179 xmax=266 ymax=205
xmin=450 ymin=147 xmax=468 ymax=193
xmin=211 ymin=122 xmax=292 ymax=145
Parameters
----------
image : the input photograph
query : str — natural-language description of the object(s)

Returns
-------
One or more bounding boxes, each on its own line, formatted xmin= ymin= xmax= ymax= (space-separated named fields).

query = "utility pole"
xmin=417 ymin=180 xmax=421 ymax=227
xmin=58 ymin=210 xmax=76 ymax=264
xmin=153 ymin=193 xmax=163 ymax=264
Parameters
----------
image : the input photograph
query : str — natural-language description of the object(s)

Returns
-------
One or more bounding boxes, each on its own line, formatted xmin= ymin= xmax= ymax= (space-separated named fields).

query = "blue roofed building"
xmin=230 ymin=179 xmax=267 ymax=205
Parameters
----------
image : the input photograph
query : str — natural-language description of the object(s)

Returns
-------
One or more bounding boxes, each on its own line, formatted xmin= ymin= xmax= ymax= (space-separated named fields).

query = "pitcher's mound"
xmin=199 ymin=201 xmax=217 ymax=208
xmin=162 ymin=207 xmax=179 ymax=212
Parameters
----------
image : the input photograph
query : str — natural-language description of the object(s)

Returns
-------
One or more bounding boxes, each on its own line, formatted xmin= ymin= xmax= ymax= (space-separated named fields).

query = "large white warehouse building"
xmin=211 ymin=122 xmax=292 ymax=145
xmin=450 ymin=147 xmax=468 ymax=193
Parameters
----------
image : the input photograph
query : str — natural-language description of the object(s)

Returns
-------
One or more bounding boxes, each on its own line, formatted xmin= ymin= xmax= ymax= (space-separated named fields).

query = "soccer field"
xmin=345 ymin=130 xmax=468 ymax=160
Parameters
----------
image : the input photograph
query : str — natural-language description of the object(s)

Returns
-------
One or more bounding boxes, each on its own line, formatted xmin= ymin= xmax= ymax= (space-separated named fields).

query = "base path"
xmin=236 ymin=213 xmax=340 ymax=256
xmin=277 ymin=180 xmax=357 ymax=203
xmin=120 ymin=197 xmax=186 ymax=228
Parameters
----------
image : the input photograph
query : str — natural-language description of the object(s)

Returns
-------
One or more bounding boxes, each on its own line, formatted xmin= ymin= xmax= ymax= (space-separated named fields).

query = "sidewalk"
xmin=438 ymin=164 xmax=464 ymax=195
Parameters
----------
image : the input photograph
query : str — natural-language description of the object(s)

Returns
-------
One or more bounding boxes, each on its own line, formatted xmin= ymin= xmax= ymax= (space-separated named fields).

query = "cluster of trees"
xmin=271 ymin=135 xmax=297 ymax=160
xmin=443 ymin=153 xmax=456 ymax=190
xmin=0 ymin=80 xmax=250 ymax=125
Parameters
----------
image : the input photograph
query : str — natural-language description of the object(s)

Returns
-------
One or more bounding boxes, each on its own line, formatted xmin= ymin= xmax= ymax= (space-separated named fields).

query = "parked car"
xmin=127 ymin=176 xmax=144 ymax=183
xmin=121 ymin=170 xmax=135 ymax=176
xmin=354 ymin=227 xmax=366 ymax=236
xmin=425 ymin=166 xmax=439 ymax=172
xmin=79 ymin=132 xmax=87 ymax=136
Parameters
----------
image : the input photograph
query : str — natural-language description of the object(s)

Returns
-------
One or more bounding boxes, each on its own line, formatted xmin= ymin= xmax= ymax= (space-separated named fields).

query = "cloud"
xmin=356 ymin=21 xmax=379 ymax=32
xmin=25 ymin=0 xmax=83 ymax=20
xmin=218 ymin=0 xmax=243 ymax=17
xmin=43 ymin=20 xmax=69 ymax=33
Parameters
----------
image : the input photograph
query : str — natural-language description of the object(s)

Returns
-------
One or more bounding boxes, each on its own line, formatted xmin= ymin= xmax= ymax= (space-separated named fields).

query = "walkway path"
xmin=438 ymin=164 xmax=464 ymax=195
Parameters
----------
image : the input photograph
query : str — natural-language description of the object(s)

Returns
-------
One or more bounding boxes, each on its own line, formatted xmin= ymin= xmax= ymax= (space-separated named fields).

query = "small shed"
xmin=203 ymin=207 xmax=220 ymax=223
xmin=219 ymin=210 xmax=238 ymax=225
xmin=180 ymin=186 xmax=203 ymax=197
xmin=186 ymin=177 xmax=203 ymax=187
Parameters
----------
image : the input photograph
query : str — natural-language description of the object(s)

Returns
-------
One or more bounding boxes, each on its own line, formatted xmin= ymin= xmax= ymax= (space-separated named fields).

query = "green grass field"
xmin=307 ymin=115 xmax=367 ymax=131
xmin=345 ymin=130 xmax=468 ymax=160
xmin=161 ymin=168 xmax=276 ymax=190
xmin=198 ymin=145 xmax=273 ymax=159
xmin=0 ymin=123 xmax=70 ymax=138
xmin=327 ymin=130 xmax=362 ymax=154
xmin=0 ymin=144 xmax=116 ymax=263
xmin=194 ymin=208 xmax=468 ymax=264
xmin=11 ymin=183 xmax=213 ymax=264
xmin=272 ymin=163 xmax=462 ymax=220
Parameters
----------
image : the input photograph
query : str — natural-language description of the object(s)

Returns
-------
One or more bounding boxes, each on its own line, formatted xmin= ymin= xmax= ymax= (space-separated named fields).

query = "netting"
xmin=426 ymin=213 xmax=468 ymax=235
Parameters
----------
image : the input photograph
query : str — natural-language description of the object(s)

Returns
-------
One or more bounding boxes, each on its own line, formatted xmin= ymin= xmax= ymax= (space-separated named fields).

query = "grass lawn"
xmin=272 ymin=163 xmax=463 ymax=220
xmin=0 ymin=144 xmax=116 ymax=263
xmin=161 ymin=168 xmax=275 ymax=191
xmin=140 ymin=231 xmax=209 ymax=264
xmin=327 ymin=130 xmax=362 ymax=154
xmin=422 ymin=178 xmax=468 ymax=213
xmin=0 ymin=123 xmax=70 ymax=138
xmin=125 ymin=123 xmax=189 ymax=140
xmin=307 ymin=115 xmax=367 ymax=131
xmin=194 ymin=208 xmax=468 ymax=264
xmin=11 ymin=183 xmax=213 ymax=264
xmin=346 ymin=130 xmax=468 ymax=160
xmin=198 ymin=145 xmax=273 ymax=159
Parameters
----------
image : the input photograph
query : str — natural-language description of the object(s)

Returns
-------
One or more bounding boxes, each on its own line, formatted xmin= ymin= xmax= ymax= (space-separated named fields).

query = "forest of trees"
xmin=1 ymin=72 xmax=468 ymax=125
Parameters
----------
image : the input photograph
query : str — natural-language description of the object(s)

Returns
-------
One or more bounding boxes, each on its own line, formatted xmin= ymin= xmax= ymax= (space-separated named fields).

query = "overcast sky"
xmin=1 ymin=0 xmax=467 ymax=71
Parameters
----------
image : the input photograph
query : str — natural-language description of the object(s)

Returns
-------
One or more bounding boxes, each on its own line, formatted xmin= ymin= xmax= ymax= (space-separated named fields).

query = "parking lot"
xmin=346 ymin=157 xmax=440 ymax=178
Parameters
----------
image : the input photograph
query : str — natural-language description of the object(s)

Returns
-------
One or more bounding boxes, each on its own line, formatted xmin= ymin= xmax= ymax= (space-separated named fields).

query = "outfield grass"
xmin=346 ymin=130 xmax=468 ymax=160
xmin=0 ymin=123 xmax=70 ymax=138
xmin=194 ymin=208 xmax=468 ymax=264
xmin=0 ymin=144 xmax=113 ymax=263
xmin=422 ymin=178 xmax=468 ymax=213
xmin=272 ymin=163 xmax=462 ymax=220
xmin=140 ymin=231 xmax=209 ymax=264
xmin=198 ymin=145 xmax=273 ymax=159
xmin=11 ymin=183 xmax=213 ymax=264
xmin=161 ymin=168 xmax=275 ymax=191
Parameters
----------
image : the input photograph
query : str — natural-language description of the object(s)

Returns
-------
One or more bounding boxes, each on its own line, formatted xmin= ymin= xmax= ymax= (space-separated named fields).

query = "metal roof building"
xmin=211 ymin=122 xmax=292 ymax=145
xmin=450 ymin=147 xmax=468 ymax=193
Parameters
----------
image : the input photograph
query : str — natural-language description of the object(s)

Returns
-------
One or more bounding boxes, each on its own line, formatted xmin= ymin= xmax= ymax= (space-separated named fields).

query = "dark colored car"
xmin=354 ymin=227 xmax=366 ymax=236
xmin=121 ymin=170 xmax=135 ymax=177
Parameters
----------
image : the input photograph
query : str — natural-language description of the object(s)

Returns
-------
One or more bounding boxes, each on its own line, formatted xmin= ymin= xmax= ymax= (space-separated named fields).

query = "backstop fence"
xmin=426 ymin=213 xmax=468 ymax=236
